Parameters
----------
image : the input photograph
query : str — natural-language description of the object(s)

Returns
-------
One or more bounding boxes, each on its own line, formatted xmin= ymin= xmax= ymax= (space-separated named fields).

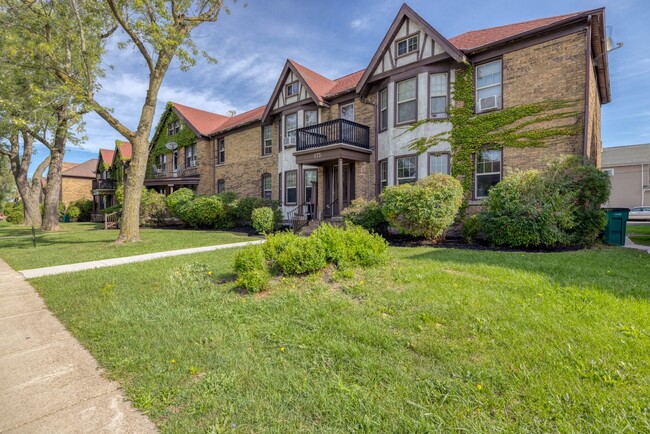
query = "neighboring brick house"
xmin=146 ymin=4 xmax=610 ymax=220
xmin=602 ymin=144 xmax=650 ymax=208
xmin=90 ymin=141 xmax=133 ymax=219
xmin=60 ymin=159 xmax=97 ymax=205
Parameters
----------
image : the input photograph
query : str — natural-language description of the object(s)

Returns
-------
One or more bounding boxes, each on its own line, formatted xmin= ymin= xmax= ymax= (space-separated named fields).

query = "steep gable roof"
xmin=449 ymin=12 xmax=582 ymax=52
xmin=62 ymin=158 xmax=97 ymax=179
xmin=172 ymin=102 xmax=229 ymax=136
xmin=288 ymin=60 xmax=337 ymax=104
xmin=325 ymin=70 xmax=366 ymax=99
xmin=99 ymin=148 xmax=114 ymax=165
xmin=210 ymin=105 xmax=266 ymax=136
xmin=111 ymin=140 xmax=132 ymax=167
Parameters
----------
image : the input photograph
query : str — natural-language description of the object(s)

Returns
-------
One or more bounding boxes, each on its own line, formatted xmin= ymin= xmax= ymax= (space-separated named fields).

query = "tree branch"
xmin=106 ymin=0 xmax=154 ymax=73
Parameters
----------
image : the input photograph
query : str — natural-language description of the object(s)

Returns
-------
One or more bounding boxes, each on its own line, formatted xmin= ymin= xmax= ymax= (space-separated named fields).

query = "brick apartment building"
xmin=96 ymin=4 xmax=611 ymax=220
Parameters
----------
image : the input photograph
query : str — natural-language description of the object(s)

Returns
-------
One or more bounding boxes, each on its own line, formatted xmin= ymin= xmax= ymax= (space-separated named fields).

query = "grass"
xmin=31 ymin=245 xmax=650 ymax=433
xmin=0 ymin=221 xmax=256 ymax=270
xmin=627 ymin=222 xmax=650 ymax=246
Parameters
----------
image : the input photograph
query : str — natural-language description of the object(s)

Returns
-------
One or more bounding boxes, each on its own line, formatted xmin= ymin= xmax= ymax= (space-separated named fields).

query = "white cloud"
xmin=350 ymin=18 xmax=370 ymax=31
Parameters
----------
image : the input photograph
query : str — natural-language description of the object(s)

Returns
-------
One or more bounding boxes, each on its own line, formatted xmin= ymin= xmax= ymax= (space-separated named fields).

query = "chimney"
xmin=227 ymin=110 xmax=236 ymax=117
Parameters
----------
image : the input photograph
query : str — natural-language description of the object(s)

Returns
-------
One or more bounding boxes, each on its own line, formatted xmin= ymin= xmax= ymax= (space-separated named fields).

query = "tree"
xmin=54 ymin=1 xmax=232 ymax=242
xmin=0 ymin=1 xmax=108 ymax=230
xmin=0 ymin=154 xmax=16 ymax=205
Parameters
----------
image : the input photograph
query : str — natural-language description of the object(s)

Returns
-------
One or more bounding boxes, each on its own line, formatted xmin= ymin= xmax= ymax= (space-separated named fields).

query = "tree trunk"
xmin=41 ymin=146 xmax=65 ymax=231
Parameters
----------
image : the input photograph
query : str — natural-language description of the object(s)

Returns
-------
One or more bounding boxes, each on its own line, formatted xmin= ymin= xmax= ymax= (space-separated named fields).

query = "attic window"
xmin=397 ymin=35 xmax=418 ymax=56
xmin=168 ymin=120 xmax=180 ymax=136
xmin=286 ymin=82 xmax=299 ymax=97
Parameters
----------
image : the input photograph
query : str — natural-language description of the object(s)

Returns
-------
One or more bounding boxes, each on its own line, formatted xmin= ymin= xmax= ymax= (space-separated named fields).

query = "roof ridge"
xmin=333 ymin=69 xmax=366 ymax=82
xmin=171 ymin=101 xmax=227 ymax=117
xmin=452 ymin=11 xmax=581 ymax=37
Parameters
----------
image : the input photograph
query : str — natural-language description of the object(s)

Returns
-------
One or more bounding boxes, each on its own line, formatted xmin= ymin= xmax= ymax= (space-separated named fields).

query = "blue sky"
xmin=35 ymin=0 xmax=650 ymax=170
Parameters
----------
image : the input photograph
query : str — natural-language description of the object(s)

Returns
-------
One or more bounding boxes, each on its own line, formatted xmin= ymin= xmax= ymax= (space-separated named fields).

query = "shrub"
xmin=480 ymin=170 xmax=574 ymax=248
xmin=340 ymin=198 xmax=387 ymax=232
xmin=236 ymin=197 xmax=282 ymax=227
xmin=165 ymin=188 xmax=195 ymax=218
xmin=115 ymin=184 xmax=124 ymax=204
xmin=216 ymin=191 xmax=238 ymax=205
xmin=233 ymin=245 xmax=270 ymax=292
xmin=277 ymin=236 xmax=327 ymax=276
xmin=70 ymin=199 xmax=93 ymax=222
xmin=99 ymin=204 xmax=122 ymax=214
xmin=236 ymin=269 xmax=271 ymax=293
xmin=544 ymin=156 xmax=610 ymax=246
xmin=178 ymin=196 xmax=224 ymax=229
xmin=66 ymin=205 xmax=81 ymax=222
xmin=381 ymin=174 xmax=463 ymax=241
xmin=141 ymin=188 xmax=167 ymax=225
xmin=312 ymin=223 xmax=388 ymax=268
xmin=262 ymin=231 xmax=297 ymax=273
xmin=461 ymin=214 xmax=482 ymax=243
xmin=252 ymin=207 xmax=274 ymax=234
xmin=2 ymin=201 xmax=15 ymax=214
xmin=6 ymin=203 xmax=24 ymax=224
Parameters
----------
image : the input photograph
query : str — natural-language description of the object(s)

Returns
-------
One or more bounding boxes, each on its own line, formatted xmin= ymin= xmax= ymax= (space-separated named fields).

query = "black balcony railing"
xmin=148 ymin=165 xmax=199 ymax=178
xmin=296 ymin=118 xmax=370 ymax=152
xmin=92 ymin=179 xmax=116 ymax=190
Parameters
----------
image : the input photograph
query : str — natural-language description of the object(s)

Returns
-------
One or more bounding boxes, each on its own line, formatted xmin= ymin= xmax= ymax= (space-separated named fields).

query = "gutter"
xmin=582 ymin=15 xmax=592 ymax=163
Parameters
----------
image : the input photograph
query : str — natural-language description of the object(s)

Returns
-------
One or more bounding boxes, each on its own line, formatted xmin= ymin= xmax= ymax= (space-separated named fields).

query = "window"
xmin=429 ymin=153 xmax=449 ymax=174
xmin=262 ymin=174 xmax=272 ymax=199
xmin=379 ymin=160 xmax=388 ymax=191
xmin=476 ymin=60 xmax=502 ymax=112
xmin=396 ymin=78 xmax=417 ymax=124
xmin=286 ymin=81 xmax=299 ymax=97
xmin=217 ymin=179 xmax=225 ymax=193
xmin=397 ymin=35 xmax=418 ymax=56
xmin=285 ymin=171 xmax=297 ymax=205
xmin=475 ymin=149 xmax=502 ymax=198
xmin=379 ymin=88 xmax=388 ymax=131
xmin=216 ymin=138 xmax=225 ymax=165
xmin=340 ymin=103 xmax=354 ymax=121
xmin=603 ymin=168 xmax=614 ymax=177
xmin=396 ymin=156 xmax=417 ymax=184
xmin=263 ymin=126 xmax=273 ymax=155
xmin=285 ymin=113 xmax=297 ymax=138
xmin=430 ymin=73 xmax=448 ymax=117
xmin=167 ymin=120 xmax=180 ymax=136
xmin=185 ymin=144 xmax=196 ymax=168
xmin=304 ymin=110 xmax=318 ymax=127
xmin=157 ymin=154 xmax=166 ymax=167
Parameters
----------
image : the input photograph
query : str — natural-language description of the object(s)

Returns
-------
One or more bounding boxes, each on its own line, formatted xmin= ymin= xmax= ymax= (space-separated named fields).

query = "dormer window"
xmin=286 ymin=82 xmax=299 ymax=97
xmin=168 ymin=120 xmax=180 ymax=136
xmin=396 ymin=35 xmax=418 ymax=57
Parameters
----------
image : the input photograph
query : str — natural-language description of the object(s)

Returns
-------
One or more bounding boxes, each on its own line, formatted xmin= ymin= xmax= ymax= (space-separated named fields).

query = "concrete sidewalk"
xmin=0 ymin=259 xmax=157 ymax=433
xmin=624 ymin=236 xmax=650 ymax=254
xmin=20 ymin=239 xmax=265 ymax=279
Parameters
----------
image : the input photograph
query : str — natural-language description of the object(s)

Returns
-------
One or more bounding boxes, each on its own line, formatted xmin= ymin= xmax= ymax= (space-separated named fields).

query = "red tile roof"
xmin=62 ymin=158 xmax=97 ymax=179
xmin=209 ymin=105 xmax=267 ymax=135
xmin=99 ymin=148 xmax=115 ymax=165
xmin=289 ymin=60 xmax=336 ymax=104
xmin=116 ymin=140 xmax=132 ymax=161
xmin=325 ymin=70 xmax=366 ymax=99
xmin=449 ymin=12 xmax=582 ymax=51
xmin=172 ymin=102 xmax=229 ymax=136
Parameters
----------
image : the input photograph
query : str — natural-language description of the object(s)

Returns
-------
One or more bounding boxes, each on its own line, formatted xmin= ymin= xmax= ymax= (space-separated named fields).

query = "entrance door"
xmin=172 ymin=151 xmax=179 ymax=177
xmin=325 ymin=163 xmax=354 ymax=217
xmin=304 ymin=169 xmax=317 ymax=219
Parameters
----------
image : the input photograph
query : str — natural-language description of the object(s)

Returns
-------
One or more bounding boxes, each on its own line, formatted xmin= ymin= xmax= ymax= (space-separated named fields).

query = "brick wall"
xmin=585 ymin=56 xmax=602 ymax=167
xmin=501 ymin=31 xmax=587 ymax=174
xmin=61 ymin=177 xmax=93 ymax=205
xmin=214 ymin=121 xmax=279 ymax=199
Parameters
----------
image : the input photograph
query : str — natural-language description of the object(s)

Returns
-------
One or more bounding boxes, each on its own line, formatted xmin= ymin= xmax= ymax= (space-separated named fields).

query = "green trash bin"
xmin=603 ymin=208 xmax=629 ymax=246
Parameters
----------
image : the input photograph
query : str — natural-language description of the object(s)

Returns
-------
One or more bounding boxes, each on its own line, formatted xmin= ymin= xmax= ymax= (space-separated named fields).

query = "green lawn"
xmin=627 ymin=223 xmax=650 ymax=246
xmin=31 ymin=245 xmax=650 ymax=433
xmin=0 ymin=221 xmax=256 ymax=270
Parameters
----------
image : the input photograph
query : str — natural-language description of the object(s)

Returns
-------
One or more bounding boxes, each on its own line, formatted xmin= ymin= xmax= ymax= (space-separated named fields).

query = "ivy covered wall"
xmin=151 ymin=103 xmax=199 ymax=158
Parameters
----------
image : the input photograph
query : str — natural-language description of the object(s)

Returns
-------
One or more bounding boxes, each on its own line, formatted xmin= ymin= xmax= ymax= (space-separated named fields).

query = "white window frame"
xmin=428 ymin=153 xmax=450 ymax=175
xmin=396 ymin=77 xmax=417 ymax=125
xmin=262 ymin=174 xmax=272 ymax=199
xmin=474 ymin=149 xmax=502 ymax=199
xmin=285 ymin=113 xmax=298 ymax=138
xmin=397 ymin=35 xmax=418 ymax=57
xmin=286 ymin=81 xmax=299 ymax=97
xmin=185 ymin=143 xmax=196 ymax=168
xmin=396 ymin=156 xmax=417 ymax=185
xmin=304 ymin=110 xmax=318 ymax=127
xmin=379 ymin=88 xmax=388 ymax=131
xmin=216 ymin=138 xmax=225 ymax=165
xmin=167 ymin=120 xmax=180 ymax=136
xmin=285 ymin=170 xmax=297 ymax=205
xmin=263 ymin=126 xmax=273 ymax=155
xmin=429 ymin=72 xmax=448 ymax=118
xmin=379 ymin=159 xmax=388 ymax=191
xmin=476 ymin=60 xmax=503 ymax=113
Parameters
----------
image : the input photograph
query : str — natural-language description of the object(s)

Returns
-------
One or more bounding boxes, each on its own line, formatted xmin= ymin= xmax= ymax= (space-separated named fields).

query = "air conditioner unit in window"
xmin=479 ymin=95 xmax=499 ymax=111
xmin=283 ymin=136 xmax=296 ymax=147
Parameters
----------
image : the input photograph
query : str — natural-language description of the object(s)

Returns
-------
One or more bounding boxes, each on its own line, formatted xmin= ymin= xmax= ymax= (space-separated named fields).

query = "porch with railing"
xmin=296 ymin=118 xmax=370 ymax=152
xmin=92 ymin=179 xmax=116 ymax=190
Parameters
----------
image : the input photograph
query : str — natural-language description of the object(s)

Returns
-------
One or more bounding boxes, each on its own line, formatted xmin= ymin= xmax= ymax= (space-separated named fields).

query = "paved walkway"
xmin=624 ymin=236 xmax=650 ymax=253
xmin=20 ymin=239 xmax=265 ymax=278
xmin=0 ymin=259 xmax=157 ymax=433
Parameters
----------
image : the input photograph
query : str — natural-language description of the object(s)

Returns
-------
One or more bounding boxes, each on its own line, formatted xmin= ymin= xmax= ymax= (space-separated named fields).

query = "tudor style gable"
xmin=357 ymin=4 xmax=466 ymax=94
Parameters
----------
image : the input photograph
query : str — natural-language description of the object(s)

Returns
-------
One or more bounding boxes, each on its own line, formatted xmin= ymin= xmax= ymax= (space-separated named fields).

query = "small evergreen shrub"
xmin=178 ymin=196 xmax=224 ymax=229
xmin=277 ymin=236 xmax=327 ymax=275
xmin=252 ymin=207 xmax=275 ymax=234
xmin=165 ymin=188 xmax=195 ymax=217
xmin=479 ymin=170 xmax=574 ymax=248
xmin=66 ymin=205 xmax=81 ymax=222
xmin=6 ymin=203 xmax=24 ymax=224
xmin=381 ymin=174 xmax=463 ymax=241
xmin=340 ymin=198 xmax=387 ymax=232
xmin=236 ymin=197 xmax=282 ymax=227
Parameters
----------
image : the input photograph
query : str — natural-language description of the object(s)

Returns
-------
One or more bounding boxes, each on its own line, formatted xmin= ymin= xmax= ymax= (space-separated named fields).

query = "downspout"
xmin=582 ymin=15 xmax=593 ymax=164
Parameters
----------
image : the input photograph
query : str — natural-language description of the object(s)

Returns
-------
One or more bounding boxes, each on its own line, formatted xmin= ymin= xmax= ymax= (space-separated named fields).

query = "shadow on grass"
xmin=400 ymin=246 xmax=650 ymax=301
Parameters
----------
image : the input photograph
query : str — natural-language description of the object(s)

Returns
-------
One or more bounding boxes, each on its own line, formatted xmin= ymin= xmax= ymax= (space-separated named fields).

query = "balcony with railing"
xmin=92 ymin=179 xmax=116 ymax=191
xmin=294 ymin=118 xmax=372 ymax=165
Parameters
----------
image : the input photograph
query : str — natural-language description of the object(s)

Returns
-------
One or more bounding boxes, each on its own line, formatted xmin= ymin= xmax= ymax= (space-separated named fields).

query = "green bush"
xmin=6 ymin=203 xmax=24 ymax=224
xmin=480 ymin=170 xmax=574 ymax=248
xmin=461 ymin=214 xmax=482 ymax=243
xmin=312 ymin=223 xmax=388 ymax=268
xmin=381 ymin=173 xmax=463 ymax=241
xmin=178 ymin=196 xmax=224 ymax=229
xmin=66 ymin=205 xmax=81 ymax=222
xmin=99 ymin=204 xmax=122 ymax=214
xmin=252 ymin=207 xmax=275 ymax=234
xmin=165 ymin=188 xmax=195 ymax=218
xmin=70 ymin=199 xmax=93 ymax=222
xmin=115 ymin=184 xmax=124 ymax=204
xmin=544 ymin=156 xmax=610 ymax=246
xmin=233 ymin=245 xmax=270 ymax=293
xmin=236 ymin=269 xmax=271 ymax=293
xmin=236 ymin=197 xmax=282 ymax=227
xmin=340 ymin=198 xmax=387 ymax=232
xmin=141 ymin=188 xmax=167 ymax=225
xmin=2 ymin=201 xmax=15 ymax=214
xmin=277 ymin=236 xmax=327 ymax=276
xmin=262 ymin=231 xmax=297 ymax=273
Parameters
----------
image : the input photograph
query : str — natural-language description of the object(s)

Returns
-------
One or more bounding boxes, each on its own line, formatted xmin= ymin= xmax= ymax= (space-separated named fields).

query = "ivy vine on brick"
xmin=406 ymin=64 xmax=580 ymax=210
xmin=151 ymin=103 xmax=198 ymax=158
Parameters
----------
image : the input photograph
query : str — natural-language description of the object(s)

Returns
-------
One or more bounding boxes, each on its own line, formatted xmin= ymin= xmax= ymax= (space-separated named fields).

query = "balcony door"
xmin=172 ymin=150 xmax=179 ymax=177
